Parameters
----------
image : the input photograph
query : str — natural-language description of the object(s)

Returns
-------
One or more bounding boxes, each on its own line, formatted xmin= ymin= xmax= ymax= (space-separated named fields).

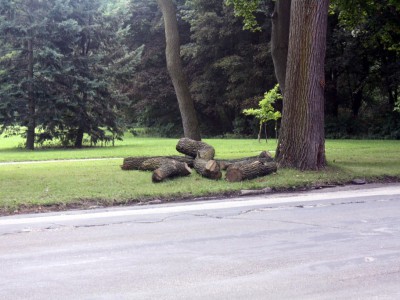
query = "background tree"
xmin=1 ymin=0 xmax=399 ymax=148
xmin=0 ymin=0 xmax=51 ymax=149
xmin=0 ymin=0 xmax=124 ymax=148
xmin=157 ymin=0 xmax=201 ymax=140
xmin=228 ymin=0 xmax=329 ymax=169
xmin=243 ymin=84 xmax=282 ymax=143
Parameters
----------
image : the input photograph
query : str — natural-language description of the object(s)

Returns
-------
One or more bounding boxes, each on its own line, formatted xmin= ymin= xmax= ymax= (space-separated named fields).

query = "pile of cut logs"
xmin=121 ymin=138 xmax=277 ymax=183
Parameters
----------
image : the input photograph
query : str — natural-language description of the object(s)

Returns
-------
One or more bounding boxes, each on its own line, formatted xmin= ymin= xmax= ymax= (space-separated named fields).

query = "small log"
xmin=226 ymin=161 xmax=277 ymax=182
xmin=218 ymin=151 xmax=274 ymax=170
xmin=176 ymin=138 xmax=215 ymax=160
xmin=194 ymin=158 xmax=222 ymax=180
xmin=141 ymin=158 xmax=175 ymax=171
xmin=225 ymin=157 xmax=274 ymax=170
xmin=121 ymin=156 xmax=194 ymax=170
xmin=121 ymin=156 xmax=150 ymax=170
xmin=152 ymin=160 xmax=192 ymax=183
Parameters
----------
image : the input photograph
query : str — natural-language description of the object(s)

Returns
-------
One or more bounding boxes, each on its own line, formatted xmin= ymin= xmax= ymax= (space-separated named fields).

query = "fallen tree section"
xmin=226 ymin=161 xmax=278 ymax=182
xmin=152 ymin=160 xmax=192 ymax=183
xmin=218 ymin=151 xmax=274 ymax=170
xmin=121 ymin=156 xmax=194 ymax=170
xmin=193 ymin=158 xmax=222 ymax=180
xmin=176 ymin=138 xmax=215 ymax=160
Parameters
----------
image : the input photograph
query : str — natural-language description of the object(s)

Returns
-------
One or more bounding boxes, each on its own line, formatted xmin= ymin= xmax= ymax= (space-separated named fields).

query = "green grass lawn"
xmin=1 ymin=134 xmax=399 ymax=214
xmin=0 ymin=133 xmax=277 ymax=161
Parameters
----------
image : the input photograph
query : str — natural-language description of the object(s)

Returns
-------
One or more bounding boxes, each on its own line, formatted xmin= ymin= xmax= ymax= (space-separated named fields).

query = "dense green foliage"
xmin=0 ymin=0 xmax=399 ymax=148
xmin=0 ymin=0 xmax=124 ymax=148
xmin=243 ymin=84 xmax=281 ymax=142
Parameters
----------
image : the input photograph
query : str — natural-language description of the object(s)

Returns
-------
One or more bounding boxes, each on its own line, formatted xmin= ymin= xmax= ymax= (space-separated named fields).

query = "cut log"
xmin=141 ymin=158 xmax=175 ymax=171
xmin=194 ymin=158 xmax=222 ymax=180
xmin=176 ymin=138 xmax=215 ymax=160
xmin=218 ymin=151 xmax=274 ymax=170
xmin=121 ymin=156 xmax=194 ymax=170
xmin=121 ymin=156 xmax=150 ymax=170
xmin=225 ymin=157 xmax=274 ymax=170
xmin=226 ymin=161 xmax=277 ymax=182
xmin=152 ymin=160 xmax=192 ymax=183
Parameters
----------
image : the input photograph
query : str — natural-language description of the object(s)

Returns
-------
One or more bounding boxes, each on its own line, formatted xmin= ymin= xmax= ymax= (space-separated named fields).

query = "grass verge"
xmin=0 ymin=136 xmax=399 ymax=215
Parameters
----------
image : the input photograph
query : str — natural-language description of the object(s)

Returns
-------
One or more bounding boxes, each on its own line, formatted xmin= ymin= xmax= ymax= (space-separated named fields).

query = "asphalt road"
xmin=1 ymin=183 xmax=400 ymax=300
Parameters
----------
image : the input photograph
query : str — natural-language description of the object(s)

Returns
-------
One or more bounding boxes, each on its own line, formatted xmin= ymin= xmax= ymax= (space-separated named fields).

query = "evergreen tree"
xmin=0 ymin=0 xmax=124 ymax=148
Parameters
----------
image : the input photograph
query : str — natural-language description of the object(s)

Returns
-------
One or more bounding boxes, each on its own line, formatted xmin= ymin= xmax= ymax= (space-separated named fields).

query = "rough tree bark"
xmin=276 ymin=0 xmax=329 ymax=170
xmin=193 ymin=158 xmax=222 ymax=180
xmin=271 ymin=0 xmax=291 ymax=95
xmin=121 ymin=156 xmax=194 ymax=170
xmin=176 ymin=138 xmax=221 ymax=179
xmin=26 ymin=34 xmax=35 ymax=150
xmin=226 ymin=161 xmax=277 ymax=182
xmin=157 ymin=0 xmax=201 ymax=141
xmin=152 ymin=160 xmax=192 ymax=183
xmin=218 ymin=151 xmax=274 ymax=170
xmin=176 ymin=138 xmax=215 ymax=160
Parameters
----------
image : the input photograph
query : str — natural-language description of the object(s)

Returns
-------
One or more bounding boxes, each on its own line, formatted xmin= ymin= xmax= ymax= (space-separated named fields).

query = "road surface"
xmin=1 ymin=183 xmax=400 ymax=299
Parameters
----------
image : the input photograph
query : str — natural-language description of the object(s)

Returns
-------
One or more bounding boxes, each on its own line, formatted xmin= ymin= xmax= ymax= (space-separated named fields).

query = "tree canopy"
xmin=0 ymin=0 xmax=399 ymax=151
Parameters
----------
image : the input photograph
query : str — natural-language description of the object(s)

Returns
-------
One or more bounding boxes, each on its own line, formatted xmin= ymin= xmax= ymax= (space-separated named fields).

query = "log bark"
xmin=226 ymin=161 xmax=278 ymax=182
xmin=176 ymin=138 xmax=215 ymax=160
xmin=152 ymin=160 xmax=192 ymax=183
xmin=218 ymin=151 xmax=274 ymax=170
xmin=121 ymin=156 xmax=194 ymax=170
xmin=193 ymin=159 xmax=222 ymax=180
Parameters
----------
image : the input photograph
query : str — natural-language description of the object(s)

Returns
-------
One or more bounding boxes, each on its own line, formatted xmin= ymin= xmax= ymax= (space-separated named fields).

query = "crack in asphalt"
xmin=1 ymin=197 xmax=397 ymax=237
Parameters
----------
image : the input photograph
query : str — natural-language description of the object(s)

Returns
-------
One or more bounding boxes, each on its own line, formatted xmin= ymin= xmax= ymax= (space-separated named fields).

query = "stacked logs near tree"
xmin=176 ymin=138 xmax=222 ymax=180
xmin=120 ymin=138 xmax=278 ymax=183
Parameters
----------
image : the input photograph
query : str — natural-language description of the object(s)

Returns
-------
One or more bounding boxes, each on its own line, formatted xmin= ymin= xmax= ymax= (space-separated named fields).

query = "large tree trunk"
xmin=271 ymin=0 xmax=291 ymax=95
xmin=276 ymin=0 xmax=329 ymax=170
xmin=26 ymin=36 xmax=35 ymax=150
xmin=157 ymin=0 xmax=201 ymax=141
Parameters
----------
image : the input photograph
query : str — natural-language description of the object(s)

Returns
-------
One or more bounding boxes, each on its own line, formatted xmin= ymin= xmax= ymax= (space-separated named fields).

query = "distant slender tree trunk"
xmin=75 ymin=126 xmax=84 ymax=148
xmin=276 ymin=0 xmax=329 ymax=170
xmin=157 ymin=0 xmax=201 ymax=141
xmin=26 ymin=36 xmax=35 ymax=150
xmin=271 ymin=0 xmax=291 ymax=95
xmin=351 ymin=89 xmax=363 ymax=117
xmin=326 ymin=69 xmax=339 ymax=117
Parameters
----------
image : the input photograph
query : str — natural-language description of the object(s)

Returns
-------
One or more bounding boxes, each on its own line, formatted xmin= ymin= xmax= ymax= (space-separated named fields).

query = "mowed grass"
xmin=0 ymin=133 xmax=277 ymax=162
xmin=0 ymin=134 xmax=399 ymax=214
